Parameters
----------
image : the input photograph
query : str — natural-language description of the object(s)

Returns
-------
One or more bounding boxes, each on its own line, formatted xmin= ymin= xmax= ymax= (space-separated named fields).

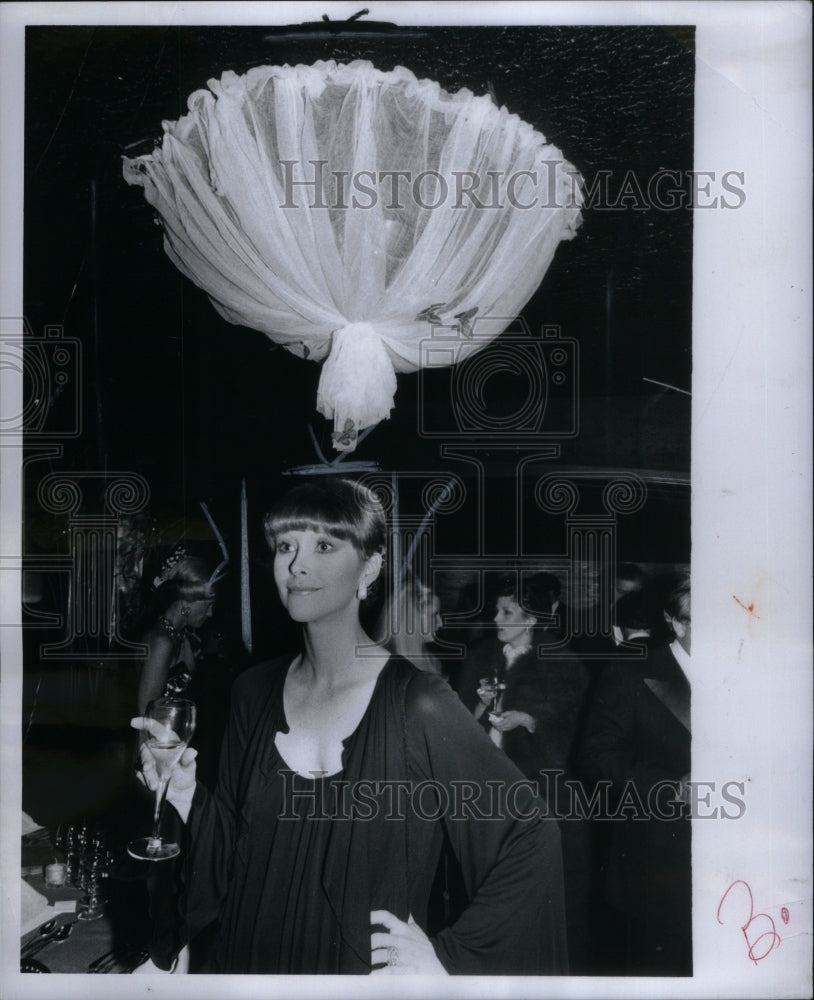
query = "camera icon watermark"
xmin=417 ymin=318 xmax=579 ymax=441
xmin=0 ymin=317 xmax=82 ymax=438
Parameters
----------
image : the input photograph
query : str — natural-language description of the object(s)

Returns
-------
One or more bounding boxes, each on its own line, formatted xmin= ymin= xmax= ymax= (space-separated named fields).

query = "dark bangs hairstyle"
xmin=263 ymin=478 xmax=387 ymax=561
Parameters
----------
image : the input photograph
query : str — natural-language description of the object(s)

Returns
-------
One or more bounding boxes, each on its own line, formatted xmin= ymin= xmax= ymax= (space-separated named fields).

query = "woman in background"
xmin=136 ymin=551 xmax=216 ymax=714
xmin=379 ymin=575 xmax=444 ymax=674
xmin=456 ymin=572 xmax=592 ymax=972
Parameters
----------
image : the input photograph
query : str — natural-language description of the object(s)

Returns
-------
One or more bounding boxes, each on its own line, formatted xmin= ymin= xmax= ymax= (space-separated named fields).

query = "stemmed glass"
xmin=478 ymin=672 xmax=506 ymax=719
xmin=128 ymin=697 xmax=196 ymax=861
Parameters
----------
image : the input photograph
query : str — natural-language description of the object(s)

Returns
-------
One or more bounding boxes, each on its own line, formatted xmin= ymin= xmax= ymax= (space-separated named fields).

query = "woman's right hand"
xmin=131 ymin=717 xmax=198 ymax=824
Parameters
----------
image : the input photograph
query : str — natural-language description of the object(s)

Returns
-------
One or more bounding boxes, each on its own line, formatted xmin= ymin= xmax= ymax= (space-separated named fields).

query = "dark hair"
xmin=264 ymin=478 xmax=387 ymax=608
xmin=152 ymin=556 xmax=214 ymax=614
xmin=264 ymin=478 xmax=386 ymax=558
xmin=495 ymin=571 xmax=560 ymax=621
xmin=616 ymin=562 xmax=644 ymax=586
xmin=614 ymin=591 xmax=655 ymax=631
xmin=664 ymin=579 xmax=691 ymax=624
xmin=533 ymin=572 xmax=561 ymax=602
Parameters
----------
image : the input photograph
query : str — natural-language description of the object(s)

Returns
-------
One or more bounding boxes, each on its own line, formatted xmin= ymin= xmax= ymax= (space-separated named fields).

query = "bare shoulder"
xmin=142 ymin=629 xmax=173 ymax=655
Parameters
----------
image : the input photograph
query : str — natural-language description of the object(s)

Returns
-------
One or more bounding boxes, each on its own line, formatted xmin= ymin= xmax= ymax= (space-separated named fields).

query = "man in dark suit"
xmin=577 ymin=579 xmax=691 ymax=975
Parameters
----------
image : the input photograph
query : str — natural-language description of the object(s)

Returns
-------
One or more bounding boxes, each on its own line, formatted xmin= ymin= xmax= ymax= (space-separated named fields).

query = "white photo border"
xmin=1 ymin=3 xmax=811 ymax=999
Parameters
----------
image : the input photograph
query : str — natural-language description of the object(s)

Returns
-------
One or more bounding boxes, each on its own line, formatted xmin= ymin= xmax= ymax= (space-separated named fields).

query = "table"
xmin=21 ymin=869 xmax=151 ymax=974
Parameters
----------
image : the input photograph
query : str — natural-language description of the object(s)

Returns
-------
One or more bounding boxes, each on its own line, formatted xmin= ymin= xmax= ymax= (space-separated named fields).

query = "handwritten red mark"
xmin=717 ymin=880 xmax=781 ymax=964
xmin=733 ymin=595 xmax=760 ymax=617
xmin=781 ymin=907 xmax=790 ymax=925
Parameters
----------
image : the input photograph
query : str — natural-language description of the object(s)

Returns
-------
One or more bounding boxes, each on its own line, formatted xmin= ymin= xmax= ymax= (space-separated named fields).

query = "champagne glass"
xmin=478 ymin=674 xmax=505 ymax=717
xmin=128 ymin=697 xmax=196 ymax=861
xmin=490 ymin=672 xmax=506 ymax=718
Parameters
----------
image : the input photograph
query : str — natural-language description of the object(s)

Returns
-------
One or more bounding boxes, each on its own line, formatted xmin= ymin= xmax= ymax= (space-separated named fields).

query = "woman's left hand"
xmin=489 ymin=709 xmax=536 ymax=733
xmin=370 ymin=910 xmax=448 ymax=975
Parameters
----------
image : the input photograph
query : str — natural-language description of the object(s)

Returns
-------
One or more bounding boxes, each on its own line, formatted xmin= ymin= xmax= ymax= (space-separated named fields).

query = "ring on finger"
xmin=386 ymin=945 xmax=399 ymax=967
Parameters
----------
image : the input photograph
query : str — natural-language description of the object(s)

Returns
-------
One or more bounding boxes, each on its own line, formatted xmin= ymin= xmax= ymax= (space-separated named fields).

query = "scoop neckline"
xmin=274 ymin=653 xmax=395 ymax=780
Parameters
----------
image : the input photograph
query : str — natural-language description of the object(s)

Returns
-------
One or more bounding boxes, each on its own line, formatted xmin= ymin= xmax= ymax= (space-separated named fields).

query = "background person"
xmin=455 ymin=572 xmax=592 ymax=972
xmin=128 ymin=549 xmax=229 ymax=971
xmin=136 ymin=551 xmax=217 ymax=714
xmin=614 ymin=562 xmax=644 ymax=601
xmin=577 ymin=578 xmax=692 ymax=975
xmin=378 ymin=575 xmax=444 ymax=674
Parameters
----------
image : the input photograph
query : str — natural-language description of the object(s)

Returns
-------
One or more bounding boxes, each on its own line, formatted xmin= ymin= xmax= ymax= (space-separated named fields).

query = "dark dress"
xmin=180 ymin=654 xmax=567 ymax=974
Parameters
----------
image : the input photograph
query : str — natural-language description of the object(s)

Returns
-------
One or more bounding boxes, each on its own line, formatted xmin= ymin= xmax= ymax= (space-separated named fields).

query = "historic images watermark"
xmin=278 ymin=160 xmax=746 ymax=211
xmin=0 ymin=317 xmax=83 ymax=440
xmin=277 ymin=773 xmax=747 ymax=823
xmin=1 ymin=315 xmax=150 ymax=654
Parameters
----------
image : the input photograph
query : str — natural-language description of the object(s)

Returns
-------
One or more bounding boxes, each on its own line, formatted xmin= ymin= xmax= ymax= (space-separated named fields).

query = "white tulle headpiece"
xmin=124 ymin=61 xmax=582 ymax=450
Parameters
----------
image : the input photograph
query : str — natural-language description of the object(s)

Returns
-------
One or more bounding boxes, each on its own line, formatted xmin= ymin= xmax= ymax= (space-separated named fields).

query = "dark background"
xmin=23 ymin=23 xmax=692 ymax=516
xmin=21 ymin=20 xmax=693 ymax=823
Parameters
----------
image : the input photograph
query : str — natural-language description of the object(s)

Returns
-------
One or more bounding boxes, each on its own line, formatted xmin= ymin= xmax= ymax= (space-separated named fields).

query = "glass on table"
xmin=77 ymin=848 xmax=108 ymax=921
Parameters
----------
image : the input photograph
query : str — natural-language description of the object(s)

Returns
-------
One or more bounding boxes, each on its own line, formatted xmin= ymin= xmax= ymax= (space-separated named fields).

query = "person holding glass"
xmin=133 ymin=478 xmax=567 ymax=975
xmin=455 ymin=573 xmax=592 ymax=973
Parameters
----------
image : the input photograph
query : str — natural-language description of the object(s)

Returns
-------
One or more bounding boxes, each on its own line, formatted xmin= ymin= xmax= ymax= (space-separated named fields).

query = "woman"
xmin=378 ymin=575 xmax=444 ymax=674
xmin=133 ymin=479 xmax=567 ymax=975
xmin=137 ymin=551 xmax=217 ymax=714
xmin=455 ymin=573 xmax=592 ymax=973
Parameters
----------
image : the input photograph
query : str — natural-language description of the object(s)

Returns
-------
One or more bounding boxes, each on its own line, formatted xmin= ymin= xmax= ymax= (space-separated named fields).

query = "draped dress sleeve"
xmin=180 ymin=659 xmax=287 ymax=944
xmin=179 ymin=656 xmax=568 ymax=974
xmin=403 ymin=669 xmax=569 ymax=975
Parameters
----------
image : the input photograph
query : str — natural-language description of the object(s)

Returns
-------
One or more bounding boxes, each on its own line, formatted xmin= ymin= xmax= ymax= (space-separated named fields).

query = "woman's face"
xmin=494 ymin=595 xmax=535 ymax=648
xmin=273 ymin=527 xmax=380 ymax=625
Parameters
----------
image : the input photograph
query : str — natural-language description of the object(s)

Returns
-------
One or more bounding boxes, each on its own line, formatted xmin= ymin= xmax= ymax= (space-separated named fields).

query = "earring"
xmin=357 ymin=582 xmax=368 ymax=601
xmin=181 ymin=605 xmax=190 ymax=618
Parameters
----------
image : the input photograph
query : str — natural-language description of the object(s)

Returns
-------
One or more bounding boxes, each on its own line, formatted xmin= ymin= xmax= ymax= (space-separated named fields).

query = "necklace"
xmin=159 ymin=616 xmax=187 ymax=642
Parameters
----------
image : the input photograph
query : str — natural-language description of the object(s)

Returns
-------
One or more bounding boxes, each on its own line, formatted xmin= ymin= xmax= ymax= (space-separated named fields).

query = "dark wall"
xmin=22 ymin=22 xmax=693 ymax=634
xmin=24 ymin=25 xmax=692 ymax=466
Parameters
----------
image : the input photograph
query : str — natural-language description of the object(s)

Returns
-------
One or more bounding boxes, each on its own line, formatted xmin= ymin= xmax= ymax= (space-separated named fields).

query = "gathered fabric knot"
xmin=316 ymin=323 xmax=398 ymax=451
